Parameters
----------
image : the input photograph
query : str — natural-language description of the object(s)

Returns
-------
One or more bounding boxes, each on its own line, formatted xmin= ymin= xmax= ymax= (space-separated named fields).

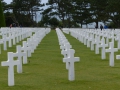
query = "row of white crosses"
xmin=62 ymin=28 xmax=70 ymax=34
xmin=0 ymin=27 xmax=51 ymax=54
xmin=1 ymin=28 xmax=51 ymax=86
xmin=56 ymin=28 xmax=80 ymax=81
xmin=63 ymin=28 xmax=120 ymax=67
xmin=0 ymin=28 xmax=33 ymax=54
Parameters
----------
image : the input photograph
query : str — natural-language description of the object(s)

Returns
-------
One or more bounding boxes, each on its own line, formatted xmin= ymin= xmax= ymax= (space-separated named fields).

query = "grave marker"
xmin=99 ymin=37 xmax=108 ymax=59
xmin=21 ymin=41 xmax=30 ymax=64
xmin=1 ymin=52 xmax=20 ymax=86
xmin=95 ymin=35 xmax=101 ymax=54
xmin=106 ymin=42 xmax=118 ymax=66
xmin=3 ymin=34 xmax=7 ymax=50
xmin=63 ymin=49 xmax=80 ymax=81
xmin=14 ymin=45 xmax=26 ymax=73
xmin=116 ymin=55 xmax=120 ymax=60
xmin=0 ymin=39 xmax=3 ymax=54
xmin=61 ymin=43 xmax=72 ymax=69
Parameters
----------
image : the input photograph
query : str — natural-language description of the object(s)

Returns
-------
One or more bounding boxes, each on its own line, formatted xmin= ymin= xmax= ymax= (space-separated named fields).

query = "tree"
xmin=72 ymin=0 xmax=91 ymax=28
xmin=47 ymin=0 xmax=74 ymax=27
xmin=106 ymin=0 xmax=120 ymax=28
xmin=38 ymin=14 xmax=50 ymax=27
xmin=4 ymin=12 xmax=15 ymax=26
xmin=3 ymin=0 xmax=120 ymax=28
xmin=89 ymin=0 xmax=108 ymax=28
xmin=8 ymin=0 xmax=43 ymax=27
xmin=0 ymin=0 xmax=6 ymax=27
xmin=49 ymin=17 xmax=59 ymax=27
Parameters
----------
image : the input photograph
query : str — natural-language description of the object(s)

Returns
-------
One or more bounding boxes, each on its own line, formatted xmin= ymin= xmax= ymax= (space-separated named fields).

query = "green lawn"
xmin=0 ymin=30 xmax=120 ymax=90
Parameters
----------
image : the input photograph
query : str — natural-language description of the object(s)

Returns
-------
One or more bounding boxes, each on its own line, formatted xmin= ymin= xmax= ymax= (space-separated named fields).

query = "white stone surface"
xmin=63 ymin=49 xmax=80 ymax=81
xmin=1 ymin=52 xmax=20 ymax=86
xmin=21 ymin=41 xmax=30 ymax=64
xmin=61 ymin=43 xmax=72 ymax=69
xmin=116 ymin=55 xmax=120 ymax=60
xmin=106 ymin=42 xmax=118 ymax=67
xmin=14 ymin=45 xmax=26 ymax=73
xmin=95 ymin=35 xmax=101 ymax=54
xmin=3 ymin=34 xmax=7 ymax=50
xmin=99 ymin=37 xmax=108 ymax=59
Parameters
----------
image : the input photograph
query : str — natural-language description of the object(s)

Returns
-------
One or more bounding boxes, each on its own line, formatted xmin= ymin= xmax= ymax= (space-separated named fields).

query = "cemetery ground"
xmin=0 ymin=30 xmax=120 ymax=90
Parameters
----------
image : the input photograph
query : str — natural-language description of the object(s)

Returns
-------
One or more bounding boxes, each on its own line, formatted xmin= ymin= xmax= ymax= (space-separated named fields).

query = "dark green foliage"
xmin=49 ymin=17 xmax=59 ymax=27
xmin=46 ymin=0 xmax=74 ymax=27
xmin=0 ymin=0 xmax=6 ymax=27
xmin=106 ymin=0 xmax=120 ymax=28
xmin=2 ymin=0 xmax=120 ymax=28
xmin=72 ymin=0 xmax=92 ymax=28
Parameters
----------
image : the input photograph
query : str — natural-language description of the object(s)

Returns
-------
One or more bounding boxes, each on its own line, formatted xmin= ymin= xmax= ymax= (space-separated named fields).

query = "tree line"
xmin=0 ymin=0 xmax=120 ymax=28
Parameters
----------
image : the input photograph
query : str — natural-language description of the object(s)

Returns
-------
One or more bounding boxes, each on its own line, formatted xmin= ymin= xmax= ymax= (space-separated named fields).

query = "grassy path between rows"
xmin=0 ymin=30 xmax=120 ymax=90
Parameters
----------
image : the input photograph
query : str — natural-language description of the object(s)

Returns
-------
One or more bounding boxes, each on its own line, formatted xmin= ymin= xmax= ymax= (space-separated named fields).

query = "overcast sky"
xmin=4 ymin=0 xmax=48 ymax=4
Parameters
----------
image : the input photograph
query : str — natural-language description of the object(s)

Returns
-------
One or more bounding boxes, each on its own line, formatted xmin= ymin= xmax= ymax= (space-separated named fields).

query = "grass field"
xmin=0 ymin=30 xmax=120 ymax=90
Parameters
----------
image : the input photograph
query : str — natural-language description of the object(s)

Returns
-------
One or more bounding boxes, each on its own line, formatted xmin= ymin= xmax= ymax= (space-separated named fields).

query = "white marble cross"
xmin=60 ymin=43 xmax=72 ymax=52
xmin=21 ymin=41 xmax=30 ymax=64
xmin=115 ymin=34 xmax=120 ymax=49
xmin=14 ymin=45 xmax=26 ymax=73
xmin=105 ymin=33 xmax=109 ymax=45
xmin=90 ymin=34 xmax=95 ymax=51
xmin=61 ymin=43 xmax=72 ymax=57
xmin=31 ymin=36 xmax=38 ymax=52
xmin=106 ymin=42 xmax=118 ymax=67
xmin=60 ymin=39 xmax=69 ymax=46
xmin=3 ymin=34 xmax=8 ymax=50
xmin=86 ymin=33 xmax=90 ymax=47
xmin=99 ymin=37 xmax=108 ymax=59
xmin=26 ymin=38 xmax=32 ymax=57
xmin=110 ymin=32 xmax=115 ymax=43
xmin=8 ymin=32 xmax=12 ymax=47
xmin=116 ymin=55 xmax=120 ymax=60
xmin=63 ymin=49 xmax=80 ymax=81
xmin=12 ymin=32 xmax=16 ymax=45
xmin=91 ymin=34 xmax=97 ymax=51
xmin=95 ymin=35 xmax=101 ymax=54
xmin=61 ymin=43 xmax=72 ymax=69
xmin=0 ymin=39 xmax=3 ymax=54
xmin=28 ymin=37 xmax=34 ymax=53
xmin=83 ymin=33 xmax=87 ymax=45
xmin=16 ymin=32 xmax=19 ymax=43
xmin=1 ymin=52 xmax=20 ymax=86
